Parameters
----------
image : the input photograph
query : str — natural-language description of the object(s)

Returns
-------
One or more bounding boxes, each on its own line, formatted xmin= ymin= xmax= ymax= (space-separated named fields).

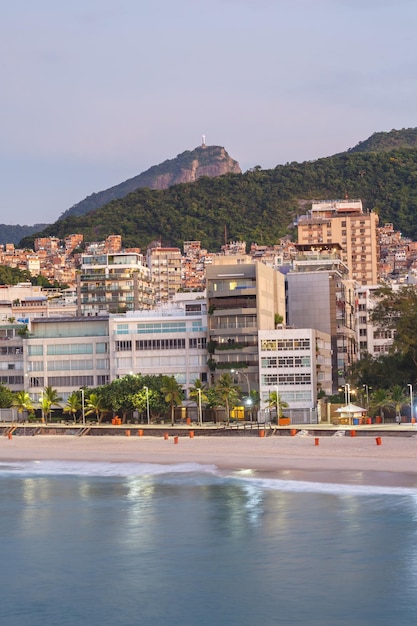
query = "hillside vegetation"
xmin=59 ymin=145 xmax=241 ymax=221
xmin=19 ymin=146 xmax=417 ymax=251
xmin=348 ymin=128 xmax=417 ymax=154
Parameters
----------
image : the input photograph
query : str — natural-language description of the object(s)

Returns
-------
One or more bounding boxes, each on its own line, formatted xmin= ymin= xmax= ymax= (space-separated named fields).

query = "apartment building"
xmin=297 ymin=199 xmax=379 ymax=285
xmin=109 ymin=294 xmax=208 ymax=396
xmin=0 ymin=323 xmax=24 ymax=391
xmin=286 ymin=245 xmax=357 ymax=392
xmin=356 ymin=285 xmax=395 ymax=357
xmin=258 ymin=328 xmax=332 ymax=422
xmin=24 ymin=316 xmax=110 ymax=401
xmin=77 ymin=251 xmax=153 ymax=315
xmin=206 ymin=256 xmax=286 ymax=391
xmin=146 ymin=246 xmax=182 ymax=304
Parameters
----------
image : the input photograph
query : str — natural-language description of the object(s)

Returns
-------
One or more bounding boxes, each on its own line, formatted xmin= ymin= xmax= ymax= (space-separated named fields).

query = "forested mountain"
xmin=348 ymin=128 xmax=417 ymax=154
xmin=59 ymin=145 xmax=241 ymax=220
xmin=0 ymin=223 xmax=48 ymax=246
xmin=19 ymin=146 xmax=417 ymax=251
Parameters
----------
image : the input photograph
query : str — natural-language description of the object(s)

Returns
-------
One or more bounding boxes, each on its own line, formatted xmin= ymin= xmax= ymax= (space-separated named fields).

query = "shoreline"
xmin=2 ymin=434 xmax=417 ymax=488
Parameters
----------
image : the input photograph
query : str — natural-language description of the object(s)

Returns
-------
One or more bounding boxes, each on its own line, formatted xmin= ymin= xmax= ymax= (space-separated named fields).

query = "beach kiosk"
xmin=335 ymin=403 xmax=367 ymax=426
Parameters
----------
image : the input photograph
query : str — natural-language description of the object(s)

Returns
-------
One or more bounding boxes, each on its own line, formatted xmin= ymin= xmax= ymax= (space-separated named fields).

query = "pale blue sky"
xmin=1 ymin=0 xmax=416 ymax=225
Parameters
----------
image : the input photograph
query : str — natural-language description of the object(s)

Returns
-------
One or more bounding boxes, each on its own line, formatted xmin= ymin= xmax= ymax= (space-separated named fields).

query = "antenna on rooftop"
xmin=202 ymin=134 xmax=206 ymax=147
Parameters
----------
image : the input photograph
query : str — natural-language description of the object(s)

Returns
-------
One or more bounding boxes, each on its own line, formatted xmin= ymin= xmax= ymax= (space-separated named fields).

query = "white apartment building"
xmin=356 ymin=285 xmax=395 ymax=357
xmin=109 ymin=295 xmax=208 ymax=396
xmin=24 ymin=316 xmax=110 ymax=402
xmin=258 ymin=328 xmax=332 ymax=423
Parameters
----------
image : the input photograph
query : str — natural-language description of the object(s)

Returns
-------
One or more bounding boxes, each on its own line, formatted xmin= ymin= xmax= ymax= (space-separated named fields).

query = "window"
xmin=47 ymin=359 xmax=94 ymax=371
xmin=28 ymin=345 xmax=43 ymax=356
xmin=47 ymin=376 xmax=94 ymax=387
xmin=261 ymin=357 xmax=277 ymax=368
xmin=136 ymin=339 xmax=186 ymax=350
xmin=115 ymin=340 xmax=132 ymax=352
xmin=189 ymin=337 xmax=207 ymax=349
xmin=47 ymin=344 xmax=93 ymax=355
xmin=260 ymin=339 xmax=277 ymax=351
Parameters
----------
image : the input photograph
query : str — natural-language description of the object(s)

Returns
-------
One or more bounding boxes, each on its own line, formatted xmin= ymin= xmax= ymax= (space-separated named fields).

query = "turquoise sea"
xmin=1 ymin=460 xmax=417 ymax=626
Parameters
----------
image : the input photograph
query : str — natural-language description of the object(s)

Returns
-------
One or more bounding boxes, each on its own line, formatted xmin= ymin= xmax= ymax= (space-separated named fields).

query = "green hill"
xmin=59 ymin=144 xmax=241 ymax=220
xmin=347 ymin=127 xmax=417 ymax=154
xmin=19 ymin=146 xmax=417 ymax=251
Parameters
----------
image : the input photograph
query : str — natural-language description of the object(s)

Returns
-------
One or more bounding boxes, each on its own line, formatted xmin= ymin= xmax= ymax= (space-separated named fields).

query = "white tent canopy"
xmin=336 ymin=403 xmax=367 ymax=413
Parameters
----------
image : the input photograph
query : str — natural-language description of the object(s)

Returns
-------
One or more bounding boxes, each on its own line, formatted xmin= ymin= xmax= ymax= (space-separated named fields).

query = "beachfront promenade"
xmin=1 ymin=420 xmax=416 ymax=438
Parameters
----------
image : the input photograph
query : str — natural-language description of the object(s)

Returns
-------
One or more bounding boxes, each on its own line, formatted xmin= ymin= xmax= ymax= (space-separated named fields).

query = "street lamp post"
xmin=345 ymin=383 xmax=352 ymax=424
xmin=408 ymin=384 xmax=413 ymax=423
xmin=231 ymin=369 xmax=251 ymax=396
xmin=197 ymin=388 xmax=202 ymax=426
xmin=81 ymin=388 xmax=85 ymax=426
xmin=144 ymin=386 xmax=150 ymax=425
xmin=275 ymin=384 xmax=280 ymax=420
xmin=363 ymin=384 xmax=369 ymax=409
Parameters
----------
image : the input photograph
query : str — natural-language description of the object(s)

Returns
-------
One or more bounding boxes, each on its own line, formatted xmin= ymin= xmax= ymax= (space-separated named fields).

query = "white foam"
xmin=0 ymin=460 xmax=219 ymax=478
xmin=230 ymin=474 xmax=417 ymax=497
xmin=1 ymin=460 xmax=416 ymax=497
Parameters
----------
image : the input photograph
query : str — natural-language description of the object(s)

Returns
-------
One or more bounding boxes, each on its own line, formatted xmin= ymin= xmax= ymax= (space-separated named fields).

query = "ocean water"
xmin=1 ymin=461 xmax=417 ymax=626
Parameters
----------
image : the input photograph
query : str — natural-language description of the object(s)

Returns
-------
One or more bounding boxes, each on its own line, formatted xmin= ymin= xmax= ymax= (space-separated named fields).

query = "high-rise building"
xmin=297 ymin=199 xmax=379 ymax=285
xmin=286 ymin=245 xmax=357 ymax=392
xmin=77 ymin=251 xmax=153 ymax=316
xmin=146 ymin=246 xmax=182 ymax=304
xmin=206 ymin=256 xmax=286 ymax=391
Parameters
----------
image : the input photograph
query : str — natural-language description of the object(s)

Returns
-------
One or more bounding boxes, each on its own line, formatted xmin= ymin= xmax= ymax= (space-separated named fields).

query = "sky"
xmin=1 ymin=0 xmax=417 ymax=225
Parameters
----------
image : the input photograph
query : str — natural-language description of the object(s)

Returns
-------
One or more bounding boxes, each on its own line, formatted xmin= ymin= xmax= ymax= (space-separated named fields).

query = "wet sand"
xmin=1 ymin=433 xmax=417 ymax=487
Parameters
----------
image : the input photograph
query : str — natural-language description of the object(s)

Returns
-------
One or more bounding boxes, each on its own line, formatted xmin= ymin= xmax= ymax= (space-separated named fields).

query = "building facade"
xmin=258 ymin=327 xmax=332 ymax=422
xmin=287 ymin=248 xmax=357 ymax=392
xmin=77 ymin=251 xmax=153 ymax=316
xmin=297 ymin=199 xmax=379 ymax=286
xmin=206 ymin=256 xmax=286 ymax=391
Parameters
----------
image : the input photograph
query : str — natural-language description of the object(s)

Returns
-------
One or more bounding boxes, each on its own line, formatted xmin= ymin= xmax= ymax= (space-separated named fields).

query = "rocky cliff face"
xmin=142 ymin=147 xmax=241 ymax=189
xmin=60 ymin=145 xmax=241 ymax=220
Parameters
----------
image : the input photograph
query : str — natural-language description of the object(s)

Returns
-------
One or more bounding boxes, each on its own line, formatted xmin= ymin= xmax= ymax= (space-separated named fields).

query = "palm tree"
xmin=63 ymin=392 xmax=81 ymax=423
xmin=189 ymin=379 xmax=209 ymax=425
xmin=42 ymin=385 xmax=62 ymax=423
xmin=161 ymin=376 xmax=183 ymax=426
xmin=369 ymin=388 xmax=392 ymax=423
xmin=268 ymin=390 xmax=289 ymax=422
xmin=85 ymin=393 xmax=110 ymax=424
xmin=214 ymin=373 xmax=240 ymax=425
xmin=388 ymin=385 xmax=409 ymax=424
xmin=12 ymin=391 xmax=34 ymax=421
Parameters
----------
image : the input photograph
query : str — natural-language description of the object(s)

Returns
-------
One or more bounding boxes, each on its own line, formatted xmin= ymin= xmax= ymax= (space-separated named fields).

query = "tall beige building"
xmin=297 ymin=199 xmax=379 ymax=285
xmin=146 ymin=246 xmax=182 ymax=304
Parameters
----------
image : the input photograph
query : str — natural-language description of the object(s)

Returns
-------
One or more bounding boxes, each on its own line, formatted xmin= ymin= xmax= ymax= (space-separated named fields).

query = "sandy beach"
xmin=2 ymin=433 xmax=417 ymax=487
